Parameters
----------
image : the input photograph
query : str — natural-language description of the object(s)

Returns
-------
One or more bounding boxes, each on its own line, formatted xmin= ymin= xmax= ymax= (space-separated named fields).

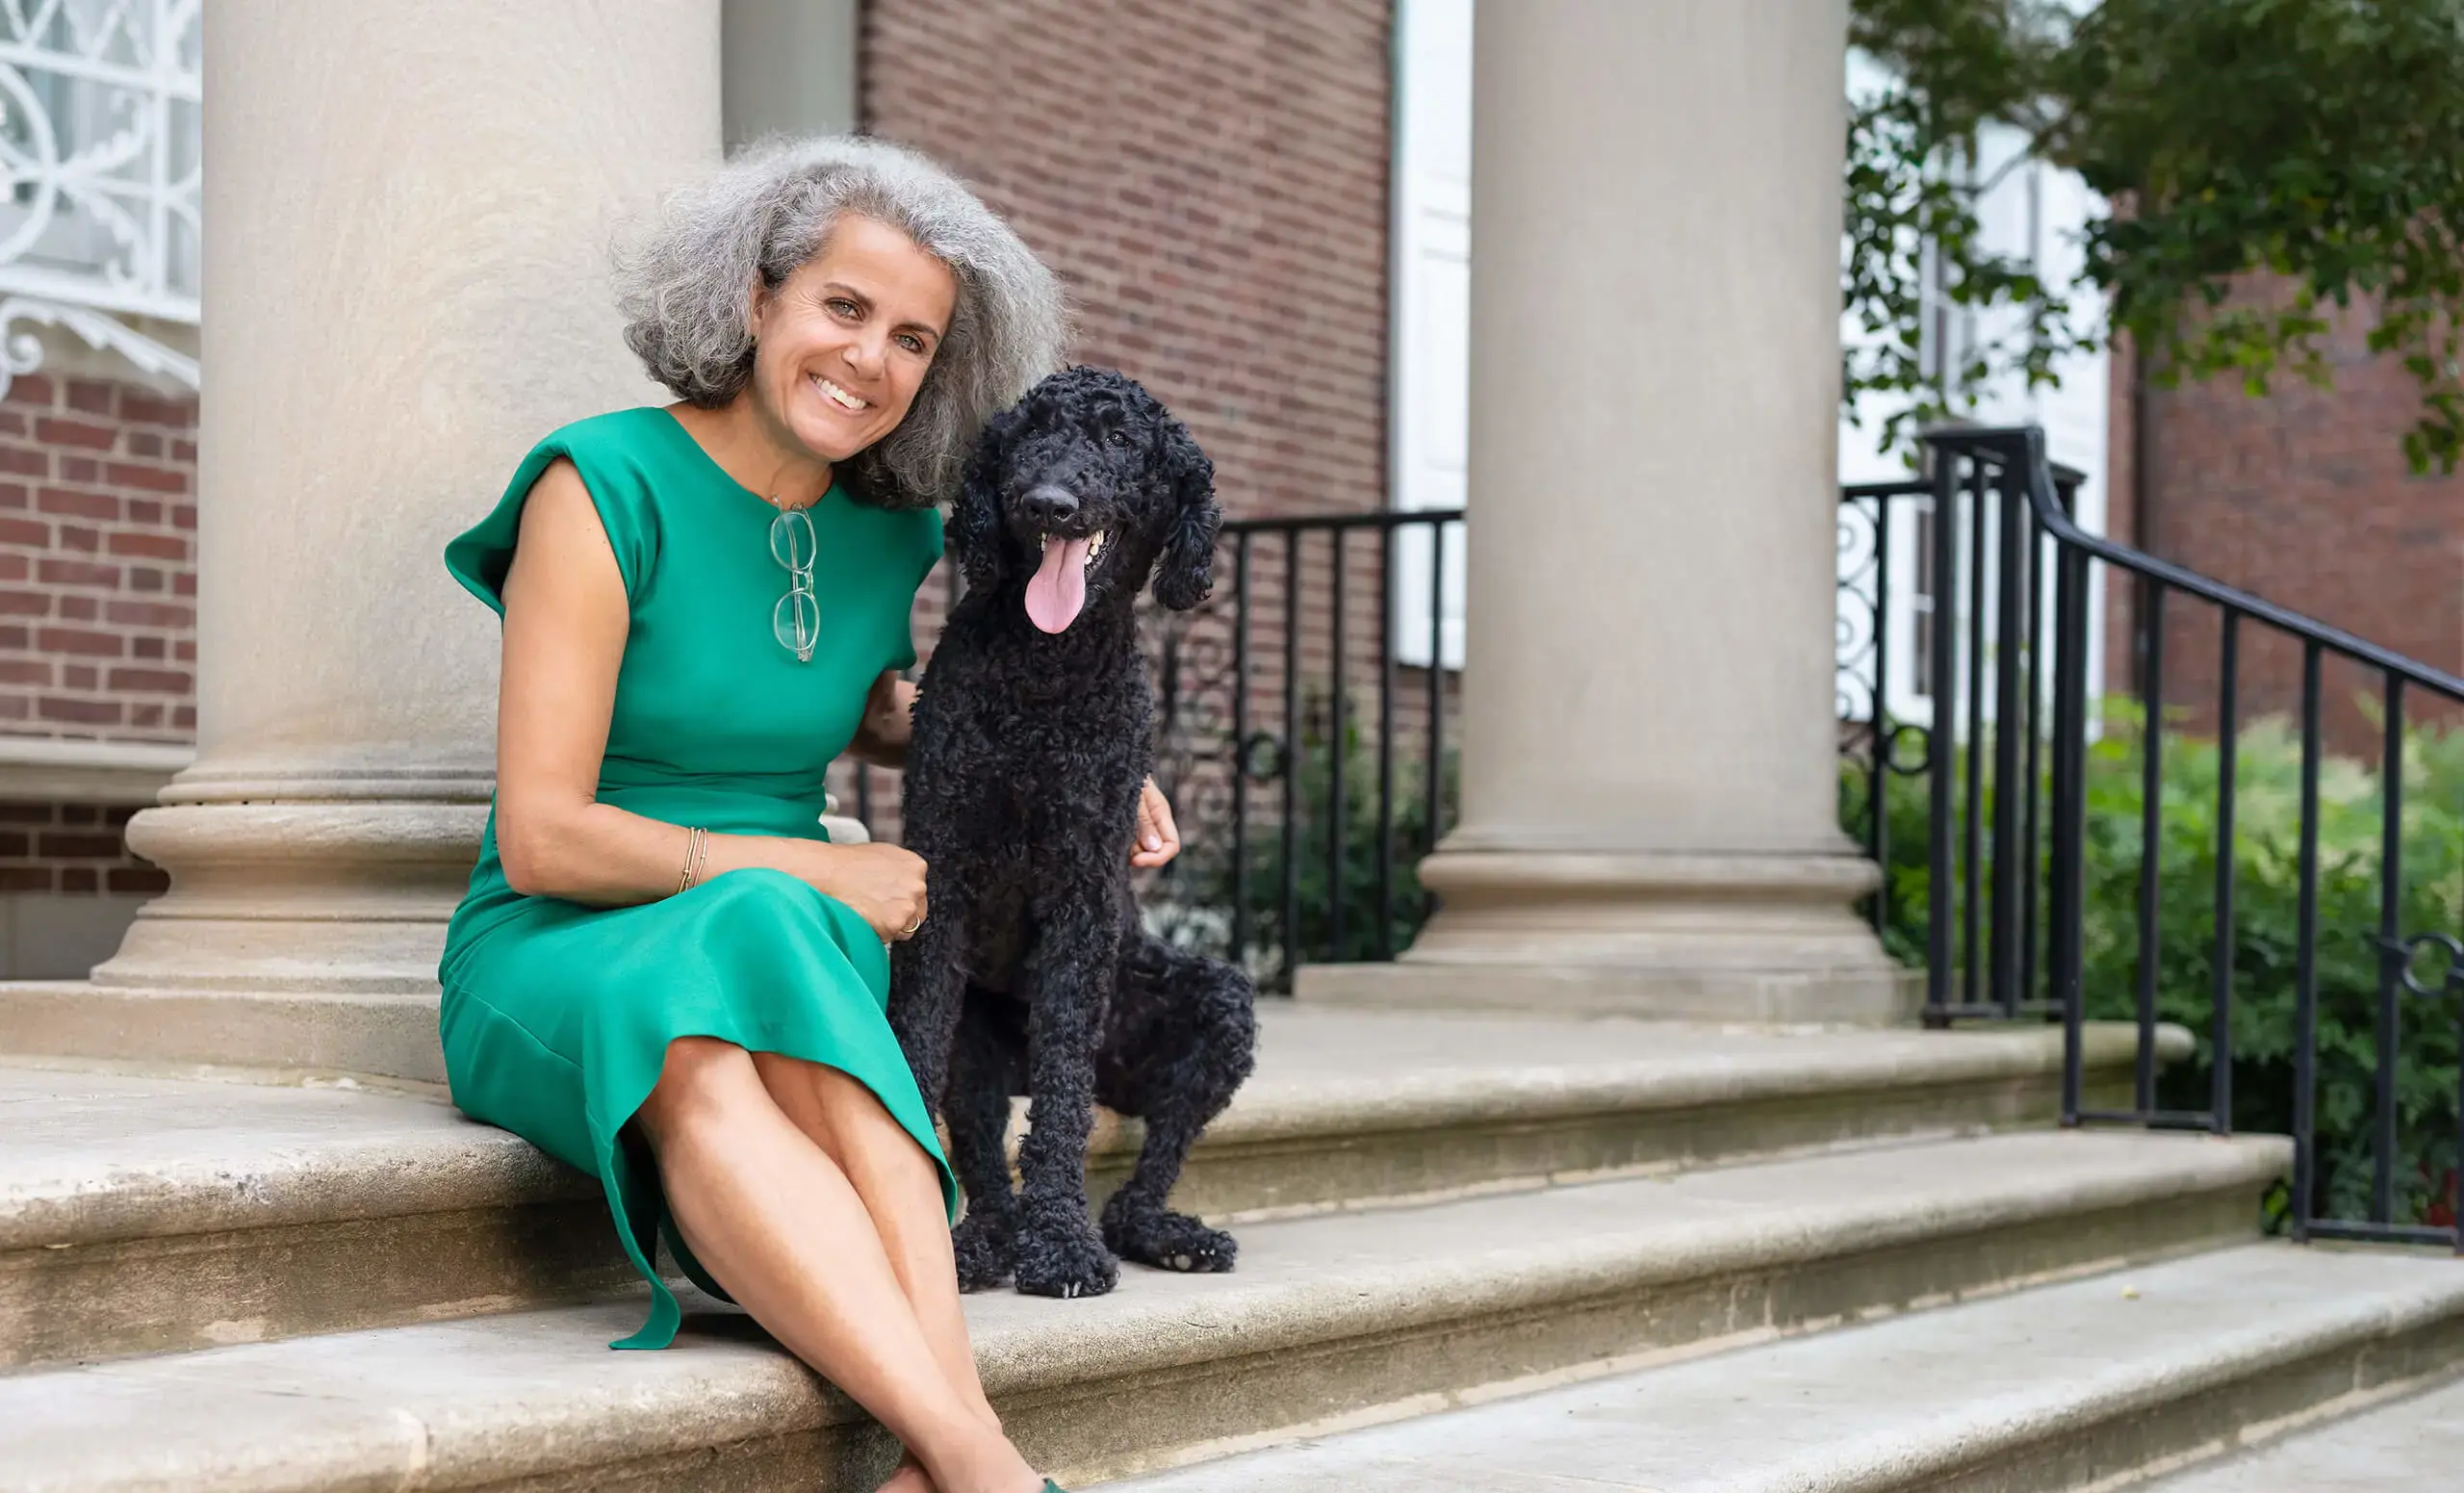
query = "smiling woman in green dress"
xmin=439 ymin=137 xmax=1174 ymax=1493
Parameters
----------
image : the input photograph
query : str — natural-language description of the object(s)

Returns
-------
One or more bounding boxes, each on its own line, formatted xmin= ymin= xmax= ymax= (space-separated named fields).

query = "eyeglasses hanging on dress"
xmin=771 ymin=506 xmax=819 ymax=662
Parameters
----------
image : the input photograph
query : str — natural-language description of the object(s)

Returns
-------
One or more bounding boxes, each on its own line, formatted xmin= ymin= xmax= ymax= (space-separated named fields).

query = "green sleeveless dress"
xmin=438 ymin=406 xmax=957 ymax=1351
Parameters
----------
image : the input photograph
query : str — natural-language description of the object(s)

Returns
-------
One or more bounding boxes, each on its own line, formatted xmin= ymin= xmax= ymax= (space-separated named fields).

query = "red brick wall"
xmin=0 ymin=373 xmax=198 ymax=741
xmin=861 ymin=0 xmax=1393 ymax=523
xmin=0 ymin=373 xmax=197 ymax=909
xmin=2114 ymin=302 xmax=2464 ymax=756
xmin=0 ymin=801 xmax=166 ymax=896
xmin=2104 ymin=336 xmax=2143 ymax=706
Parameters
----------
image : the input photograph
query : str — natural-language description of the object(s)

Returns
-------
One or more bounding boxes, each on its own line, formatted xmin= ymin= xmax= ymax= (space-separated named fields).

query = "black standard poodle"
xmin=891 ymin=366 xmax=1258 ymax=1300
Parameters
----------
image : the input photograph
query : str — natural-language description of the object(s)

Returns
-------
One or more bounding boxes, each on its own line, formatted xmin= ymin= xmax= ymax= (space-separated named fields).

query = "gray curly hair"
xmin=615 ymin=136 xmax=1066 ymax=510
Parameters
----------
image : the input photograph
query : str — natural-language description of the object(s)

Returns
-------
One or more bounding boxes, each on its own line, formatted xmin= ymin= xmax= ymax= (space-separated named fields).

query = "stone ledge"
xmin=1098 ymin=1242 xmax=2464 ymax=1492
xmin=0 ymin=736 xmax=191 ymax=807
xmin=2135 ymin=1353 xmax=2464 ymax=1491
xmin=0 ymin=1130 xmax=2291 ymax=1490
xmin=1296 ymin=957 xmax=1926 ymax=1023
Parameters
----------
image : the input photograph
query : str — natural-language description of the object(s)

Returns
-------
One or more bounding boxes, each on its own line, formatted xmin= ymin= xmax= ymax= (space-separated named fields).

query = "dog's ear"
xmin=949 ymin=404 xmax=1021 ymax=597
xmin=1150 ymin=420 xmax=1219 ymax=612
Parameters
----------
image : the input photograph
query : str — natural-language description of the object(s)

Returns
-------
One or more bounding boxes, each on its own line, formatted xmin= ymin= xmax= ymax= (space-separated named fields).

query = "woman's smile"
xmin=811 ymin=373 xmax=872 ymax=413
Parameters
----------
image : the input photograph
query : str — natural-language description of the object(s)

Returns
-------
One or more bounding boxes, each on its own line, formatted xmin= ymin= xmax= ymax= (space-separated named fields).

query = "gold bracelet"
xmin=678 ymin=826 xmax=707 ymax=894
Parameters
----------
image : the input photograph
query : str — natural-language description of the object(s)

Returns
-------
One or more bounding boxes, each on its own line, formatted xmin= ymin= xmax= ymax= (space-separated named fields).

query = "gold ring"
xmin=900 ymin=917 xmax=923 ymax=937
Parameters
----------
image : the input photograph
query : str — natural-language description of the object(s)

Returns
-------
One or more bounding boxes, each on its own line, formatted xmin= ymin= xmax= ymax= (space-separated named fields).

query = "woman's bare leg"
xmin=632 ymin=1038 xmax=1041 ymax=1493
xmin=755 ymin=1052 xmax=998 ymax=1423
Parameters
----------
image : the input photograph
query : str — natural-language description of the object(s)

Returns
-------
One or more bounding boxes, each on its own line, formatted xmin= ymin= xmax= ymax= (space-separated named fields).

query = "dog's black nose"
xmin=1018 ymin=484 xmax=1079 ymax=529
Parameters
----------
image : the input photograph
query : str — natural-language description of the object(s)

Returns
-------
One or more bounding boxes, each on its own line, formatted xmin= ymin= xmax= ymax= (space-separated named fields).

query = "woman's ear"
xmin=1151 ymin=421 xmax=1219 ymax=612
xmin=950 ymin=405 xmax=1020 ymax=596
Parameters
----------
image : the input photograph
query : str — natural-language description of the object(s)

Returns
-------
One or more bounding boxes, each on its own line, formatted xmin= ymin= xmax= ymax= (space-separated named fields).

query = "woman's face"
xmin=747 ymin=215 xmax=958 ymax=465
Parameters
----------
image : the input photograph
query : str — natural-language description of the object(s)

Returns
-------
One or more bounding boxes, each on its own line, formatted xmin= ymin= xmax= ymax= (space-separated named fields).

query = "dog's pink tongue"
xmin=1024 ymin=536 xmax=1091 ymax=633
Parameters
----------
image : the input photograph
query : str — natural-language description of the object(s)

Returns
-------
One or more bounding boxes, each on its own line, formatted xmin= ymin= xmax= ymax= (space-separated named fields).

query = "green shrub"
xmin=1850 ymin=705 xmax=2464 ymax=1226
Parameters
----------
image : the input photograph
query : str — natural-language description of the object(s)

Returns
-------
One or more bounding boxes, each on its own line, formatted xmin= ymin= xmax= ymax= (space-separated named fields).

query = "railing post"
xmin=2134 ymin=583 xmax=2168 ymax=1117
xmin=1990 ymin=463 xmax=2027 ymax=1017
xmin=2210 ymin=611 xmax=2239 ymax=1134
xmin=1962 ymin=460 xmax=1990 ymax=1015
xmin=2373 ymin=677 xmax=2406 ymax=1224
xmin=2292 ymin=641 xmax=2324 ymax=1241
xmin=1328 ymin=529 xmax=1349 ymax=960
xmin=1870 ymin=496 xmax=1895 ymax=932
xmin=1230 ymin=531 xmax=1253 ymax=967
xmin=2050 ymin=541 xmax=2091 ymax=1122
xmin=1926 ymin=448 xmax=1963 ymax=1020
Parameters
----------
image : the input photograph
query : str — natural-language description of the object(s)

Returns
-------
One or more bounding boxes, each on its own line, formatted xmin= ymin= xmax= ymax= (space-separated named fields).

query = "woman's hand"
xmin=800 ymin=841 xmax=930 ymax=943
xmin=1130 ymin=777 xmax=1181 ymax=868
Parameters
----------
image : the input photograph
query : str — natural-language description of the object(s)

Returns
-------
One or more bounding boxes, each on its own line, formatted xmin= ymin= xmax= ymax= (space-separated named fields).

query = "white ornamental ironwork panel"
xmin=0 ymin=0 xmax=200 ymax=396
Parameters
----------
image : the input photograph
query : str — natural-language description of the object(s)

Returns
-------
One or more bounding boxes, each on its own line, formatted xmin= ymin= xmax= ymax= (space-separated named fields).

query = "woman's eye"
xmin=896 ymin=333 xmax=927 ymax=354
xmin=827 ymin=298 xmax=861 ymax=320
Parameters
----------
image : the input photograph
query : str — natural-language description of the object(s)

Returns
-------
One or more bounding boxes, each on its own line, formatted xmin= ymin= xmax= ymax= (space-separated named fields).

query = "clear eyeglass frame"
xmin=771 ymin=507 xmax=820 ymax=662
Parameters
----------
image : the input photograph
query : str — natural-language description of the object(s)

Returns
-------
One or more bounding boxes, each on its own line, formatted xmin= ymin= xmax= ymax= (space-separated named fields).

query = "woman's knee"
xmin=768 ymin=1057 xmax=932 ymax=1175
xmin=635 ymin=1035 xmax=761 ymax=1146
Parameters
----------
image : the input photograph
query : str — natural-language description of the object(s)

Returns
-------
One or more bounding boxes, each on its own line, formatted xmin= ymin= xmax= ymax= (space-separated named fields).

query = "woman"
xmin=439 ymin=137 xmax=1172 ymax=1493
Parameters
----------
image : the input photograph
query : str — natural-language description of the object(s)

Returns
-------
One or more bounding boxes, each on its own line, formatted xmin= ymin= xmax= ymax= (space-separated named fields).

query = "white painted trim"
xmin=1389 ymin=0 xmax=1472 ymax=672
xmin=0 ymin=737 xmax=191 ymax=806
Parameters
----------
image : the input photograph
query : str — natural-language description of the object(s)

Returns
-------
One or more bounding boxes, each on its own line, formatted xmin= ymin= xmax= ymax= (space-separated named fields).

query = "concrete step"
xmin=1121 ymin=1008 xmax=2162 ymax=1221
xmin=0 ymin=1063 xmax=618 ymax=1371
xmin=1094 ymin=1243 xmax=2464 ymax=1493
xmin=0 ymin=1012 xmax=2162 ymax=1368
xmin=0 ymin=1130 xmax=2286 ymax=1490
xmin=2131 ymin=1365 xmax=2464 ymax=1492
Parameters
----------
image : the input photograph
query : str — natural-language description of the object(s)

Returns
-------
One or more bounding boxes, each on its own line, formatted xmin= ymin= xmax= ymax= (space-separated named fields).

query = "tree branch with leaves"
xmin=1847 ymin=0 xmax=2464 ymax=472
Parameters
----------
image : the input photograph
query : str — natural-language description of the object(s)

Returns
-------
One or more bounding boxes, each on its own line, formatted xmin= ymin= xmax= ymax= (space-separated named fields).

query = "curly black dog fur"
xmin=891 ymin=366 xmax=1258 ymax=1300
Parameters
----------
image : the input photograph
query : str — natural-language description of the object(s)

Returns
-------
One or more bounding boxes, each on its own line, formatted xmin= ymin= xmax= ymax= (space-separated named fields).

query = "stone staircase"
xmin=0 ymin=1005 xmax=2447 ymax=1491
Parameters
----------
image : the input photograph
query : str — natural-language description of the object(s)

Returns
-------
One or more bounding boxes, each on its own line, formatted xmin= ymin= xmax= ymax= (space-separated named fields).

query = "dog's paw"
xmin=1105 ymin=1205 xmax=1238 ymax=1274
xmin=1013 ymin=1206 xmax=1118 ymax=1300
xmin=951 ymin=1212 xmax=1017 ymax=1293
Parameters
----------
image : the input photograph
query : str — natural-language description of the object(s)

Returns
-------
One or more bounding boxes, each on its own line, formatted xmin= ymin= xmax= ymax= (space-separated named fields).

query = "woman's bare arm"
xmin=491 ymin=460 xmax=926 ymax=937
xmin=846 ymin=671 xmax=914 ymax=769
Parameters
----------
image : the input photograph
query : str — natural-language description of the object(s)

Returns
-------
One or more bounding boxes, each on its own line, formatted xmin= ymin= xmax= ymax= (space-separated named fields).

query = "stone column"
xmin=87 ymin=3 xmax=722 ymax=1008
xmin=1303 ymin=0 xmax=1910 ymax=1022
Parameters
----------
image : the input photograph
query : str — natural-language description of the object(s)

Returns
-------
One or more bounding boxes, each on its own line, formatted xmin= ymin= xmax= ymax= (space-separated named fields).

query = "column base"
xmin=89 ymin=802 xmax=488 ymax=994
xmin=1297 ymin=849 xmax=1919 ymax=1025
xmin=1296 ymin=960 xmax=1922 ymax=1025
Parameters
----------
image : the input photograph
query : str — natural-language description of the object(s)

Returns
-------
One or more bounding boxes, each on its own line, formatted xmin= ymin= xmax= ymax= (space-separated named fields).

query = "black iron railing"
xmin=1137 ymin=508 xmax=1466 ymax=991
xmin=1854 ymin=425 xmax=2464 ymax=1249
xmin=1835 ymin=457 xmax=2085 ymax=1021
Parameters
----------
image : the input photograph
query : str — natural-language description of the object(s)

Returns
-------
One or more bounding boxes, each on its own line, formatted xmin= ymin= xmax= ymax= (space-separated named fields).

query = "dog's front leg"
xmin=887 ymin=902 xmax=968 ymax=1117
xmin=946 ymin=992 xmax=1023 ymax=1291
xmin=1011 ymin=907 xmax=1123 ymax=1300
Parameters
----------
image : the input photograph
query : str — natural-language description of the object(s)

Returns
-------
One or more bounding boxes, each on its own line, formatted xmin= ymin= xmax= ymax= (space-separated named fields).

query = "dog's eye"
xmin=1105 ymin=427 xmax=1134 ymax=450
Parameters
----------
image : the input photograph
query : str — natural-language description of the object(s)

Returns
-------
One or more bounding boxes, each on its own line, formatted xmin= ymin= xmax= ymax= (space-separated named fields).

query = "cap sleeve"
xmin=444 ymin=428 xmax=658 ymax=616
